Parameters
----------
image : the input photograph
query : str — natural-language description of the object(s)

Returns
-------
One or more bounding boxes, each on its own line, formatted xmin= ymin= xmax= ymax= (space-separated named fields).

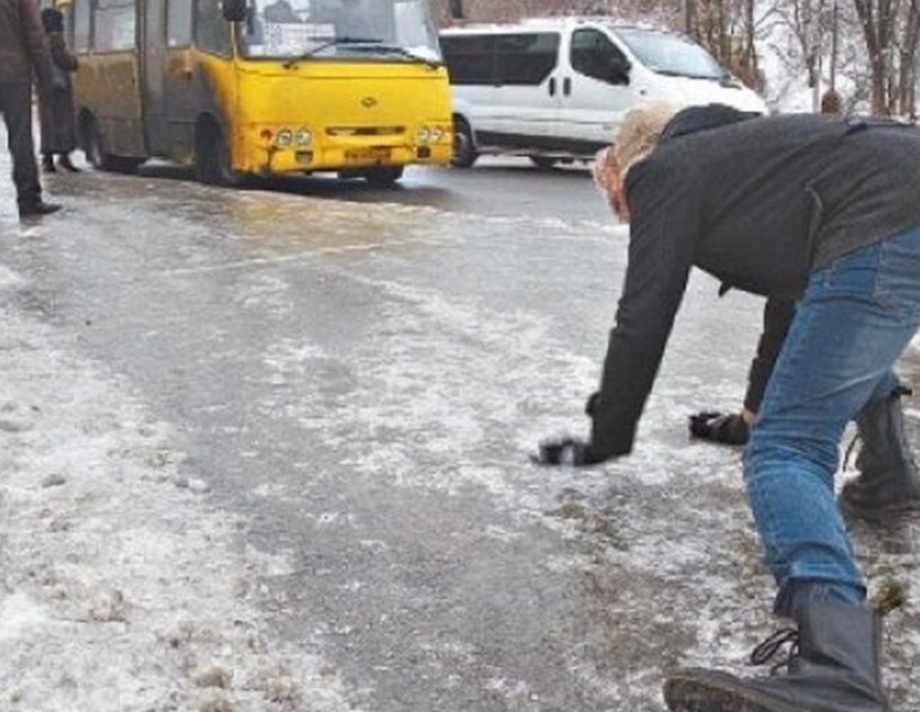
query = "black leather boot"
xmin=663 ymin=602 xmax=889 ymax=712
xmin=840 ymin=385 xmax=920 ymax=522
xmin=18 ymin=200 xmax=62 ymax=218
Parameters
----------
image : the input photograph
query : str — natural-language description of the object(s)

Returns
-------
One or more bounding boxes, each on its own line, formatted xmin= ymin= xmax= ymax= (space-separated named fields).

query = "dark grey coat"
xmin=588 ymin=112 xmax=920 ymax=461
xmin=0 ymin=0 xmax=52 ymax=89
xmin=39 ymin=32 xmax=78 ymax=154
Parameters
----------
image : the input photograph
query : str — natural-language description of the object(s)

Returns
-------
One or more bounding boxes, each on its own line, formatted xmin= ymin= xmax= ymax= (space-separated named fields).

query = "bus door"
xmin=140 ymin=0 xmax=169 ymax=154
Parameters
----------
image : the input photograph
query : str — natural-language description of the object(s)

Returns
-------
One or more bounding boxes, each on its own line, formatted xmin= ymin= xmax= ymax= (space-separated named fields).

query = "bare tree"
xmin=852 ymin=0 xmax=920 ymax=115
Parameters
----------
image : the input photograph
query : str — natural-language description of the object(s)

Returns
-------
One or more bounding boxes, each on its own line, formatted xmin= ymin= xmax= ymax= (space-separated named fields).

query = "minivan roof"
xmin=440 ymin=16 xmax=673 ymax=36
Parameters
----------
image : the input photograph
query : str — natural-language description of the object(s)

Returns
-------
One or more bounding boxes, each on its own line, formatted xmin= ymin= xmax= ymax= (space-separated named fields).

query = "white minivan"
xmin=440 ymin=17 xmax=769 ymax=168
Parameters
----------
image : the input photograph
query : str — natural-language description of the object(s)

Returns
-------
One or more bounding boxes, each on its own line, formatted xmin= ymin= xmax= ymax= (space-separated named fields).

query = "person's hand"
xmin=530 ymin=436 xmax=593 ymax=466
xmin=688 ymin=410 xmax=750 ymax=446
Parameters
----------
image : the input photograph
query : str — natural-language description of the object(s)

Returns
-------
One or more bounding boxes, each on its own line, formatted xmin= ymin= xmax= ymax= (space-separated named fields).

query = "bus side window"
xmin=93 ymin=0 xmax=136 ymax=52
xmin=74 ymin=0 xmax=91 ymax=51
xmin=570 ymin=28 xmax=630 ymax=85
xmin=195 ymin=0 xmax=232 ymax=55
xmin=167 ymin=0 xmax=193 ymax=47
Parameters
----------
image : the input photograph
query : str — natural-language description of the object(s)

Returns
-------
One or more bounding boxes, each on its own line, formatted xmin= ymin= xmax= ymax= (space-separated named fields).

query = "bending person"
xmin=533 ymin=102 xmax=920 ymax=712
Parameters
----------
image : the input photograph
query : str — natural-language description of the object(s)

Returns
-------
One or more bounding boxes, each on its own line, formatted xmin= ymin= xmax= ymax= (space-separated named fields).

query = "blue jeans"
xmin=744 ymin=221 xmax=920 ymax=616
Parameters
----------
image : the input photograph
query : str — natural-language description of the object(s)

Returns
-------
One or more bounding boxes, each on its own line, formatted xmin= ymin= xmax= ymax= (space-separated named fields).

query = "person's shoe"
xmin=57 ymin=154 xmax=80 ymax=172
xmin=840 ymin=385 xmax=920 ymax=522
xmin=663 ymin=601 xmax=891 ymax=712
xmin=41 ymin=154 xmax=56 ymax=173
xmin=19 ymin=201 xmax=62 ymax=219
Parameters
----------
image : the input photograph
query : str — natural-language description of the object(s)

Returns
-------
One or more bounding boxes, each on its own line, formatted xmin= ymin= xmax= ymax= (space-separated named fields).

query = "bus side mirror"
xmin=223 ymin=0 xmax=247 ymax=22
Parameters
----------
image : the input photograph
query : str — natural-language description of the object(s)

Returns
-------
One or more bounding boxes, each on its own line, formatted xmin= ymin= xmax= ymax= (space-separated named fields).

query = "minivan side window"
xmin=493 ymin=32 xmax=558 ymax=85
xmin=570 ymin=28 xmax=630 ymax=85
xmin=442 ymin=31 xmax=559 ymax=86
xmin=441 ymin=35 xmax=495 ymax=85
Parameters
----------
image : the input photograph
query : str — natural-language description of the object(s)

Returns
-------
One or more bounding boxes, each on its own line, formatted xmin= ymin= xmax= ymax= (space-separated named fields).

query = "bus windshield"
xmin=614 ymin=27 xmax=728 ymax=81
xmin=240 ymin=0 xmax=442 ymax=62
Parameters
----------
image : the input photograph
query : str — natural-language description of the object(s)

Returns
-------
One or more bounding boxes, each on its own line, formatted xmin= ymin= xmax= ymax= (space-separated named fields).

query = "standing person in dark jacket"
xmin=534 ymin=102 xmax=920 ymax=711
xmin=0 ymin=0 xmax=61 ymax=217
xmin=39 ymin=7 xmax=79 ymax=173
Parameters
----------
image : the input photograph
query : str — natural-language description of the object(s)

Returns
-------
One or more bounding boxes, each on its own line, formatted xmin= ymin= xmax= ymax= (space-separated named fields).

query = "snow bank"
xmin=0 ymin=260 xmax=355 ymax=711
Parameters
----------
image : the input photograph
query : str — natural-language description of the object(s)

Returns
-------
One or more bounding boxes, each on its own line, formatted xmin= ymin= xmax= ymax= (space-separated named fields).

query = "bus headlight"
xmin=418 ymin=125 xmax=447 ymax=144
xmin=275 ymin=129 xmax=294 ymax=148
xmin=295 ymin=128 xmax=312 ymax=146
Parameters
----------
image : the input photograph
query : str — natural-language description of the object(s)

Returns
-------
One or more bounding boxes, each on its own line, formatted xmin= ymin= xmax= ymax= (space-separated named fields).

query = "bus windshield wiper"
xmin=345 ymin=43 xmax=440 ymax=68
xmin=284 ymin=39 xmax=440 ymax=69
xmin=283 ymin=37 xmax=383 ymax=68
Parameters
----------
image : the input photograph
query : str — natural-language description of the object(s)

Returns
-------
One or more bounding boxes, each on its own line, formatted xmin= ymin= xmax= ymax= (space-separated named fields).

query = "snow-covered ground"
xmin=0 ymin=258 xmax=353 ymax=711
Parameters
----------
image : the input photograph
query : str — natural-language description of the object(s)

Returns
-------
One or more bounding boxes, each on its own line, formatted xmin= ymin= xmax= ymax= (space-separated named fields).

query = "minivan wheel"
xmin=451 ymin=117 xmax=477 ymax=168
xmin=529 ymin=155 xmax=558 ymax=170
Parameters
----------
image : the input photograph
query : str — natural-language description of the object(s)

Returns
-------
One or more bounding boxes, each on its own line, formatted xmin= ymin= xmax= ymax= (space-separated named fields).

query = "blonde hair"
xmin=613 ymin=102 xmax=679 ymax=179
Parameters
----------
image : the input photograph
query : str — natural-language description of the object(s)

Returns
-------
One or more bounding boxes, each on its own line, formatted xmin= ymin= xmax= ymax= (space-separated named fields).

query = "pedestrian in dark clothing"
xmin=534 ymin=102 xmax=920 ymax=711
xmin=0 ymin=0 xmax=60 ymax=217
xmin=39 ymin=7 xmax=79 ymax=173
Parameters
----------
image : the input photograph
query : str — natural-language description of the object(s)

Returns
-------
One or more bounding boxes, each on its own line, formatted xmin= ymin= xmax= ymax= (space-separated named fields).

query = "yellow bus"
xmin=66 ymin=0 xmax=453 ymax=185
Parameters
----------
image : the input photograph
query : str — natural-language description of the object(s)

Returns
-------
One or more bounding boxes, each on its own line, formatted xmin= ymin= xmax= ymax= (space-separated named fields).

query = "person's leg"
xmin=841 ymin=381 xmax=920 ymax=520
xmin=1 ymin=82 xmax=44 ymax=211
xmin=664 ymin=224 xmax=920 ymax=712
xmin=746 ymin=228 xmax=920 ymax=615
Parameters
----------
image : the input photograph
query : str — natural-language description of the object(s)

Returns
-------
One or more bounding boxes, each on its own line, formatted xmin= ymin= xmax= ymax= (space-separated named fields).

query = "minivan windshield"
xmin=239 ymin=0 xmax=441 ymax=63
xmin=614 ymin=26 xmax=728 ymax=81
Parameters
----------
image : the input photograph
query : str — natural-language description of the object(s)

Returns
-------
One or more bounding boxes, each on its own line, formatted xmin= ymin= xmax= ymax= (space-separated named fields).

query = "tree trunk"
xmin=854 ymin=0 xmax=891 ymax=114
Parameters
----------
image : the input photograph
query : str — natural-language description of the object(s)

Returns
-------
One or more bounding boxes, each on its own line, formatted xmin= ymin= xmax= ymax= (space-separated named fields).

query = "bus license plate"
xmin=345 ymin=147 xmax=391 ymax=163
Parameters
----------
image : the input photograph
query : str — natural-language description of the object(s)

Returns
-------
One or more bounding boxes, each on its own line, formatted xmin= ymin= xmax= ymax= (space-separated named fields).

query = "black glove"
xmin=531 ymin=436 xmax=593 ymax=466
xmin=688 ymin=411 xmax=750 ymax=446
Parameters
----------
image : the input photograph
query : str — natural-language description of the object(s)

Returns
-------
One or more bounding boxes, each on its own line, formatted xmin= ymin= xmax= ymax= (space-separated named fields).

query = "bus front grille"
xmin=326 ymin=126 xmax=406 ymax=137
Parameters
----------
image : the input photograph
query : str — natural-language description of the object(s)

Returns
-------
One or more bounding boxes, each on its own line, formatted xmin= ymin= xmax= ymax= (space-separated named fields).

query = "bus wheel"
xmin=84 ymin=120 xmax=142 ymax=174
xmin=363 ymin=166 xmax=403 ymax=186
xmin=529 ymin=156 xmax=558 ymax=170
xmin=196 ymin=123 xmax=243 ymax=187
xmin=451 ymin=117 xmax=477 ymax=168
